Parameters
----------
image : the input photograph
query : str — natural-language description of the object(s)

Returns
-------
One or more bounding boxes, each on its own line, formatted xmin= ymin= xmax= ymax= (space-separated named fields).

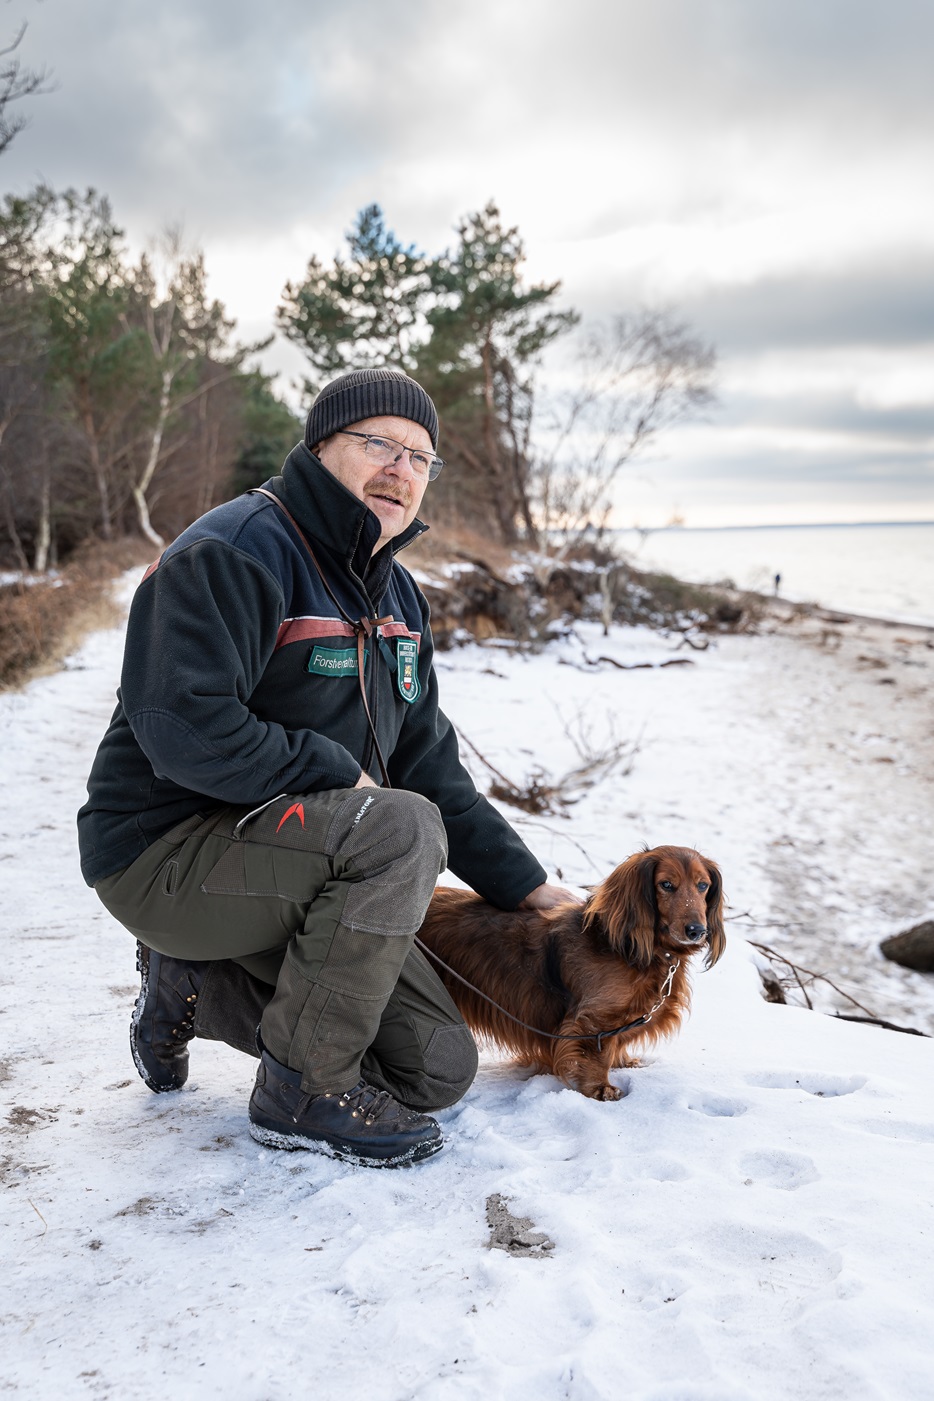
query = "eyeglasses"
xmin=338 ymin=430 xmax=444 ymax=481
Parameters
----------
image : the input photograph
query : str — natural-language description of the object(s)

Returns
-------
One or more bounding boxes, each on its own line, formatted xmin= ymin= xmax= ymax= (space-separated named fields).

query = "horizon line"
xmin=615 ymin=519 xmax=934 ymax=534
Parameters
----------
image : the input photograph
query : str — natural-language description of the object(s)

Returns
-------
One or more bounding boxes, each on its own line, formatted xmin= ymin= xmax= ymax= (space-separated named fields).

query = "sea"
xmin=614 ymin=521 xmax=934 ymax=628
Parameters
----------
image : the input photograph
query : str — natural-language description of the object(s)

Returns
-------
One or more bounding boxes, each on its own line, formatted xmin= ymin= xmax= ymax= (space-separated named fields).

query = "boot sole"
xmin=248 ymin=1118 xmax=444 ymax=1168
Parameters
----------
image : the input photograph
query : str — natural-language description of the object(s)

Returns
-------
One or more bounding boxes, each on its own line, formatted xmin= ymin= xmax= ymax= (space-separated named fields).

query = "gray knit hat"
xmin=305 ymin=368 xmax=439 ymax=451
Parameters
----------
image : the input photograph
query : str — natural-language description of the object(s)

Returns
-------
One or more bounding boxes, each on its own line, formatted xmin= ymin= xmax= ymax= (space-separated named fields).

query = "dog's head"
xmin=584 ymin=846 xmax=725 ymax=971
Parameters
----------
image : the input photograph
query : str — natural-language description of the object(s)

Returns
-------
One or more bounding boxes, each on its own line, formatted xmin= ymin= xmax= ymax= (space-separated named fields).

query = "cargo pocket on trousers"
xmin=199 ymin=837 xmax=289 ymax=899
xmin=199 ymin=842 xmax=250 ymax=896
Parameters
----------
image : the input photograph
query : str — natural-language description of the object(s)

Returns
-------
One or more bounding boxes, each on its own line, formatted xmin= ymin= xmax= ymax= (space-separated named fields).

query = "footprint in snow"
xmin=686 ymin=1093 xmax=748 ymax=1118
xmin=745 ymin=1071 xmax=867 ymax=1097
xmin=636 ymin=1156 xmax=692 ymax=1182
xmin=858 ymin=1118 xmax=934 ymax=1143
xmin=739 ymin=1149 xmax=819 ymax=1190
xmin=697 ymin=1222 xmax=843 ymax=1325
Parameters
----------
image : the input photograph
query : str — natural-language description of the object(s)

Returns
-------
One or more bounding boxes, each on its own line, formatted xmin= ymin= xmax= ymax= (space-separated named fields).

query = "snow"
xmin=2 ymin=577 xmax=934 ymax=1400
xmin=0 ymin=570 xmax=62 ymax=588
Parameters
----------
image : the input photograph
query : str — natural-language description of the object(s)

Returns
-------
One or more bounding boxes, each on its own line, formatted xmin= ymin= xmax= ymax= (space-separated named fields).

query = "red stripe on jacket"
xmin=274 ymin=616 xmax=421 ymax=650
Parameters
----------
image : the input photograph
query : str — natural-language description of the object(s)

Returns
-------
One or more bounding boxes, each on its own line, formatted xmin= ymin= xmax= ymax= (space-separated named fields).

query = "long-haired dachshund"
xmin=417 ymin=846 xmax=725 ymax=1100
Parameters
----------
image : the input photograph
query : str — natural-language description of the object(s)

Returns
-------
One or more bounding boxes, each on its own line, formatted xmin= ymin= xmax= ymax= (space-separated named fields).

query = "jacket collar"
xmin=271 ymin=442 xmax=428 ymax=598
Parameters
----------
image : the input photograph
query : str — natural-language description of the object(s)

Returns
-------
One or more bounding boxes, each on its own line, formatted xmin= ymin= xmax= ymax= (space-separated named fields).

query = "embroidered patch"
xmin=306 ymin=646 xmax=364 ymax=678
xmin=396 ymin=638 xmax=420 ymax=703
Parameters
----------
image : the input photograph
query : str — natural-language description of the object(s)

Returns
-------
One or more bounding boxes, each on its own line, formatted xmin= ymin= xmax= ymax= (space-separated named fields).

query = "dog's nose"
xmin=684 ymin=922 xmax=707 ymax=942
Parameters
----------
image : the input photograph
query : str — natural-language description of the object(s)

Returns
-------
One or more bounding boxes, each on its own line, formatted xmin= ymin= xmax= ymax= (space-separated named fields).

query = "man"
xmin=78 ymin=367 xmax=570 ymax=1169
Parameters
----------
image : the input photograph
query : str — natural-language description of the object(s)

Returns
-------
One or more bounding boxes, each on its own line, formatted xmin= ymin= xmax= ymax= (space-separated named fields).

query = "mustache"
xmin=366 ymin=477 xmax=412 ymax=507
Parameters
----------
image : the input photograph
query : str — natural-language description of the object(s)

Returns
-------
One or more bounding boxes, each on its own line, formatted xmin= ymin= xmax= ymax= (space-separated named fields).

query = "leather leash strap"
xmin=251 ymin=487 xmax=392 ymax=787
xmin=413 ymin=938 xmax=680 ymax=1049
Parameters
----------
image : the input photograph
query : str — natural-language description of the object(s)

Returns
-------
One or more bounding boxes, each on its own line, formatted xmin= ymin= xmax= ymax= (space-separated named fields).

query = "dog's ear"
xmin=702 ymin=858 xmax=726 ymax=967
xmin=584 ymin=852 xmax=657 ymax=971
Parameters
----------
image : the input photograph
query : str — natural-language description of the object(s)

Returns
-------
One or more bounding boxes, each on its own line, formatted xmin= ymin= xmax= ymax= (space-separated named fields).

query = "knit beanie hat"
xmin=304 ymin=368 xmax=439 ymax=451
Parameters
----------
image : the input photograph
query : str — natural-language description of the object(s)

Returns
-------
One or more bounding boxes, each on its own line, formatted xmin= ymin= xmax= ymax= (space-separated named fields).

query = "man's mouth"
xmin=367 ymin=484 xmax=410 ymax=510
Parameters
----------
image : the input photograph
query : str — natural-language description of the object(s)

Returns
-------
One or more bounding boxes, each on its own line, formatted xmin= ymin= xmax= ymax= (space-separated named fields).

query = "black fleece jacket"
xmin=77 ymin=443 xmax=546 ymax=907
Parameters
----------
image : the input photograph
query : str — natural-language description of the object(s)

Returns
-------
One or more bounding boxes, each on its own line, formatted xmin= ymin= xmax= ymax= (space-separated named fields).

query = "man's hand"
xmin=354 ymin=771 xmax=379 ymax=789
xmin=519 ymin=881 xmax=583 ymax=912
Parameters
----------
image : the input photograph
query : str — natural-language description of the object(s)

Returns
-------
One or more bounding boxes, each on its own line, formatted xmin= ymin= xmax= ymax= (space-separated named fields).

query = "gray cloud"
xmin=3 ymin=0 xmax=932 ymax=523
xmin=7 ymin=0 xmax=934 ymax=240
xmin=3 ymin=0 xmax=439 ymax=239
xmin=678 ymin=262 xmax=934 ymax=354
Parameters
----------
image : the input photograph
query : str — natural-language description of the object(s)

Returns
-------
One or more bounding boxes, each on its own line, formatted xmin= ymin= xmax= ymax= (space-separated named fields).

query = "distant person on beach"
xmin=77 ymin=369 xmax=573 ymax=1169
xmin=774 ymin=572 xmax=781 ymax=596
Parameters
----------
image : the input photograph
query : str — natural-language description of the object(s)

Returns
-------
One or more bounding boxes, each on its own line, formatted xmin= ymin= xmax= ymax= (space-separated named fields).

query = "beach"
xmin=433 ymin=597 xmax=934 ymax=1035
xmin=617 ymin=521 xmax=934 ymax=629
xmin=2 ymin=578 xmax=933 ymax=1399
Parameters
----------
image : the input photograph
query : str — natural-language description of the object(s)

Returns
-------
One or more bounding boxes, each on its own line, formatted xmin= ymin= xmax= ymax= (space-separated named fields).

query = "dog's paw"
xmin=590 ymin=1083 xmax=623 ymax=1101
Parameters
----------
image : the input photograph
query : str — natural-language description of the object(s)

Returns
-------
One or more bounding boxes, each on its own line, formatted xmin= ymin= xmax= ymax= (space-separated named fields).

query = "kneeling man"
xmin=78 ymin=368 xmax=569 ymax=1167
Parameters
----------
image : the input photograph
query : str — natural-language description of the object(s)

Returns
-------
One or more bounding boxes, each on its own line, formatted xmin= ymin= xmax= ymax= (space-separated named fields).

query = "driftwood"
xmin=880 ymin=921 xmax=934 ymax=973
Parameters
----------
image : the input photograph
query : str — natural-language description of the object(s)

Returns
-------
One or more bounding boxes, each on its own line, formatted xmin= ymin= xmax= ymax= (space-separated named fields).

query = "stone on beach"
xmin=880 ymin=921 xmax=934 ymax=973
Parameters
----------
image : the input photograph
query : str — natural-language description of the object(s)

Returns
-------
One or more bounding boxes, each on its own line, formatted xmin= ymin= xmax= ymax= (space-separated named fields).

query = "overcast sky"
xmin=4 ymin=0 xmax=933 ymax=526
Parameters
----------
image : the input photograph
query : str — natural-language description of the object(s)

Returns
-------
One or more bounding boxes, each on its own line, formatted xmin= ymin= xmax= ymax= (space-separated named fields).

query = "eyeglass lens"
xmin=363 ymin=436 xmax=443 ymax=480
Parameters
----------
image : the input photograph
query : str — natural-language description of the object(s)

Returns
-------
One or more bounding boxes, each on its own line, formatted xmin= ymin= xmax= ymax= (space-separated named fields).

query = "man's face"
xmin=315 ymin=415 xmax=433 ymax=551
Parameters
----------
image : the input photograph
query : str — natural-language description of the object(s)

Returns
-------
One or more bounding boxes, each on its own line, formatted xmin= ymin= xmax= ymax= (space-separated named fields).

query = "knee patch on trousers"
xmin=326 ymin=789 xmax=448 ymax=936
xmin=364 ymin=1020 xmax=479 ymax=1111
xmin=420 ymin=1021 xmax=479 ymax=1107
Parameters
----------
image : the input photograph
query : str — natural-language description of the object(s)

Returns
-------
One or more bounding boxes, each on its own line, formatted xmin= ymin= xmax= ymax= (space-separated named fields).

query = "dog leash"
xmin=251 ymin=487 xmax=393 ymax=786
xmin=414 ymin=937 xmax=680 ymax=1051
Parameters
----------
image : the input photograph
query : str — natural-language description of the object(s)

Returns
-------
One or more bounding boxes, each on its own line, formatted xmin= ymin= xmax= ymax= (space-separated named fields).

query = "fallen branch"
xmin=505 ymin=816 xmax=605 ymax=874
xmin=560 ymin=653 xmax=695 ymax=672
xmin=454 ymin=713 xmax=640 ymax=817
xmin=833 ymin=1013 xmax=929 ymax=1038
xmin=748 ymin=940 xmax=879 ymax=1019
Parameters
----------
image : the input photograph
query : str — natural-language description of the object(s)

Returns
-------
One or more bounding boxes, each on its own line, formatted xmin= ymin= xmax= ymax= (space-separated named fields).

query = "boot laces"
xmin=170 ymin=991 xmax=198 ymax=1039
xmin=338 ymin=1081 xmax=394 ymax=1126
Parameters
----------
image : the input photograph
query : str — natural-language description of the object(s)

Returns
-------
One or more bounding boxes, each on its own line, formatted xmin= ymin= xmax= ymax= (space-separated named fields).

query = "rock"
xmin=880 ymin=921 xmax=934 ymax=973
xmin=485 ymin=1193 xmax=554 ymax=1257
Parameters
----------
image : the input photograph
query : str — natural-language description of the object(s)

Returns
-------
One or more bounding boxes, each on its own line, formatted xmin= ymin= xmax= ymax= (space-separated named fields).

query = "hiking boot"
xmin=130 ymin=942 xmax=209 ymax=1093
xmin=248 ymin=1044 xmax=444 ymax=1168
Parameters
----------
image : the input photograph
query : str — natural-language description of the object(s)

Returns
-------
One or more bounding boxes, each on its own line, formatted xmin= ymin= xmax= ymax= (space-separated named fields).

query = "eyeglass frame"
xmin=336 ymin=429 xmax=444 ymax=481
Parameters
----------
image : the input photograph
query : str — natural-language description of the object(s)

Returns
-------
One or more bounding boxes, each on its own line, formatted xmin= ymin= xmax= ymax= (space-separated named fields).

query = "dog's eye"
xmin=697 ymin=881 xmax=709 ymax=892
xmin=659 ymin=880 xmax=675 ymax=892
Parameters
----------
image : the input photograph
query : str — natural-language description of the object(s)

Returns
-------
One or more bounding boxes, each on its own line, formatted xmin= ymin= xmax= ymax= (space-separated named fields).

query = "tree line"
xmin=0 ymin=41 xmax=715 ymax=568
xmin=0 ymin=187 xmax=299 ymax=569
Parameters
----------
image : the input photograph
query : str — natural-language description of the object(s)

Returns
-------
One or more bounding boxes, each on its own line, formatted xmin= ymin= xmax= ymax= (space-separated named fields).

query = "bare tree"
xmin=0 ymin=26 xmax=50 ymax=157
xmin=532 ymin=311 xmax=716 ymax=548
xmin=126 ymin=232 xmax=240 ymax=547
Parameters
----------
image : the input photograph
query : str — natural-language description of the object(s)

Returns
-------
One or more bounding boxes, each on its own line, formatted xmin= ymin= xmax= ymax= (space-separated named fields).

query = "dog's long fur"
xmin=417 ymin=846 xmax=725 ymax=1100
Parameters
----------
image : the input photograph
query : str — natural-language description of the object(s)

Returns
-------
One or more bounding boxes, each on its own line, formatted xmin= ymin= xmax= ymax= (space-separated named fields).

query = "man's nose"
xmin=385 ymin=448 xmax=419 ymax=480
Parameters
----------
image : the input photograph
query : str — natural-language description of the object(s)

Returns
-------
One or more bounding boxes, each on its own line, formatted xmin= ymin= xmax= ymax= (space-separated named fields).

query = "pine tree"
xmin=277 ymin=205 xmax=434 ymax=395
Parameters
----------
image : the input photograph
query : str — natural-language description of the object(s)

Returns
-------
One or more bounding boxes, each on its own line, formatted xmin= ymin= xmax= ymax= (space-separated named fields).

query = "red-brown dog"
xmin=417 ymin=846 xmax=725 ymax=1100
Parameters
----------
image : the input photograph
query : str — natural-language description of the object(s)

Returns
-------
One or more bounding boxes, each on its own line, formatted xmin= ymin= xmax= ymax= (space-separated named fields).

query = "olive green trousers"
xmin=95 ymin=788 xmax=478 ymax=1108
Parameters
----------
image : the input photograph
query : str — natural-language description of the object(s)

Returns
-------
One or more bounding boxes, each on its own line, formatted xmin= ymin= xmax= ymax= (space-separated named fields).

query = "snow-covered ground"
xmin=2 ymin=579 xmax=933 ymax=1400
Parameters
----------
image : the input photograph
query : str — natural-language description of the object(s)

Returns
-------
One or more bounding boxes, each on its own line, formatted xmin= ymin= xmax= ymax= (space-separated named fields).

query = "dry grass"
xmin=0 ymin=537 xmax=153 ymax=691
